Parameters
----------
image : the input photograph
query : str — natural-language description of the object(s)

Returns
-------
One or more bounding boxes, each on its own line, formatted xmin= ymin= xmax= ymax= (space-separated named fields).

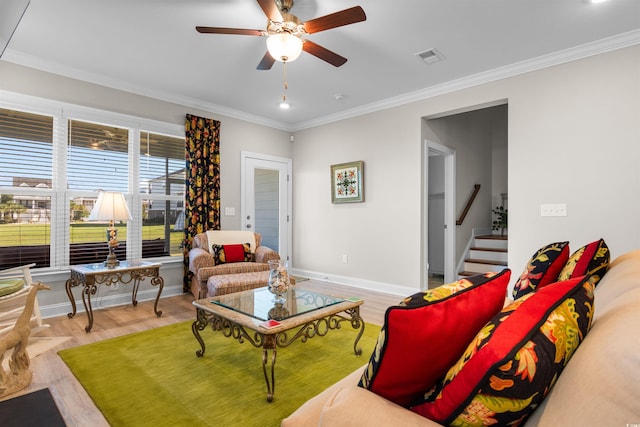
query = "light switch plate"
xmin=540 ymin=203 xmax=567 ymax=217
xmin=224 ymin=207 xmax=235 ymax=216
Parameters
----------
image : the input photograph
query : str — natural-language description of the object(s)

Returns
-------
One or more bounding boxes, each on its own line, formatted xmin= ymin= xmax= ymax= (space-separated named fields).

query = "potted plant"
xmin=492 ymin=206 xmax=508 ymax=237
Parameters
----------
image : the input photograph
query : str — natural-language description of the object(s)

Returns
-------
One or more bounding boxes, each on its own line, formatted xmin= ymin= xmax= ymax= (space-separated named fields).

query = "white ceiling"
xmin=2 ymin=0 xmax=640 ymax=131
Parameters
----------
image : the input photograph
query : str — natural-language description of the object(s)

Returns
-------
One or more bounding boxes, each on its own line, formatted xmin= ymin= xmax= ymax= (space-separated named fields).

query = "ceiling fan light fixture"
xmin=267 ymin=33 xmax=303 ymax=62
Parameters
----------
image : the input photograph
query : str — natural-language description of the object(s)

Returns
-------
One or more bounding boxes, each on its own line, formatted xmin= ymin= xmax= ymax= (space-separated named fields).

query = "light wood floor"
xmin=1 ymin=279 xmax=402 ymax=426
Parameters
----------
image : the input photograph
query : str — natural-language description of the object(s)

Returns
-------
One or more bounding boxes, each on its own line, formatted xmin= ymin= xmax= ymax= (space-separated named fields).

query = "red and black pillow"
xmin=211 ymin=243 xmax=254 ymax=264
xmin=557 ymin=238 xmax=609 ymax=286
xmin=411 ymin=275 xmax=595 ymax=426
xmin=511 ymin=241 xmax=569 ymax=300
xmin=358 ymin=269 xmax=510 ymax=407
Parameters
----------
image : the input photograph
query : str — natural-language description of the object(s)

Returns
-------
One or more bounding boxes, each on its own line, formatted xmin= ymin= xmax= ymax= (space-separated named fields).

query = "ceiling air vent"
xmin=416 ymin=48 xmax=444 ymax=65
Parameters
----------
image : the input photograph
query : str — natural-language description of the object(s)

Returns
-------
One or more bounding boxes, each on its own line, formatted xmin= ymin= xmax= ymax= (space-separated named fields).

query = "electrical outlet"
xmin=540 ymin=203 xmax=568 ymax=217
xmin=342 ymin=254 xmax=349 ymax=264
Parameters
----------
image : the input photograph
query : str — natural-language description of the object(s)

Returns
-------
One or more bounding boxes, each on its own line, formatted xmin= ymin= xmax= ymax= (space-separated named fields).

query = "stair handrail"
xmin=456 ymin=184 xmax=481 ymax=226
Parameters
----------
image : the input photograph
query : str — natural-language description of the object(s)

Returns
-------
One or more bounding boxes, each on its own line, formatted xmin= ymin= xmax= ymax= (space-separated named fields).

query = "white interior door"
xmin=241 ymin=152 xmax=292 ymax=262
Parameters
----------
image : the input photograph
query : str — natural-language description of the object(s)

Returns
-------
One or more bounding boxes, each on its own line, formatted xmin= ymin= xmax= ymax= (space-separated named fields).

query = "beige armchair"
xmin=188 ymin=231 xmax=281 ymax=299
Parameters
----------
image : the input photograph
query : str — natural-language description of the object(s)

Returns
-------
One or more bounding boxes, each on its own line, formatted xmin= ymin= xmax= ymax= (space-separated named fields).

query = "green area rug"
xmin=59 ymin=320 xmax=379 ymax=427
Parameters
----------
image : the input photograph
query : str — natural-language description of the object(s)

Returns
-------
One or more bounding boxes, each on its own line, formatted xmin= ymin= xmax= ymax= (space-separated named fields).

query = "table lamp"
xmin=88 ymin=191 xmax=132 ymax=268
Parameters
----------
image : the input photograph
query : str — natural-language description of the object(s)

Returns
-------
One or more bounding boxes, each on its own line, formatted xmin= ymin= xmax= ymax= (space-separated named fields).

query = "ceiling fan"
xmin=196 ymin=0 xmax=366 ymax=70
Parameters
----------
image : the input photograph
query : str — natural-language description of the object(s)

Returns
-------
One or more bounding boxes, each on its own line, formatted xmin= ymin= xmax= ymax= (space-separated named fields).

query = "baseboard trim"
xmin=290 ymin=268 xmax=417 ymax=297
xmin=39 ymin=285 xmax=185 ymax=319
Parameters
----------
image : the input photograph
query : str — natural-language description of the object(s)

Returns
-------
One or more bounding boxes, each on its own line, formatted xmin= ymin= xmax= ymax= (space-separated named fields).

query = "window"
xmin=0 ymin=98 xmax=184 ymax=270
xmin=0 ymin=108 xmax=53 ymax=268
xmin=139 ymin=131 xmax=185 ymax=257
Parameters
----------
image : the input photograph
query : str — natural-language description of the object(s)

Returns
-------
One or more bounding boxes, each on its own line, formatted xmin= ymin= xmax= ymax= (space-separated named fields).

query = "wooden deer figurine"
xmin=0 ymin=282 xmax=50 ymax=398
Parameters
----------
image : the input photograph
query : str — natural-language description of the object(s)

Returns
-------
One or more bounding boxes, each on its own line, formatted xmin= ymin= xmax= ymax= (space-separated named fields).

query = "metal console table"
xmin=65 ymin=261 xmax=164 ymax=332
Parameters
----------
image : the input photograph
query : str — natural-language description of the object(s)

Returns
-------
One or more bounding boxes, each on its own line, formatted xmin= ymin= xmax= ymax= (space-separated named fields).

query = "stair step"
xmin=458 ymin=234 xmax=509 ymax=281
xmin=469 ymin=248 xmax=508 ymax=263
xmin=459 ymin=271 xmax=482 ymax=277
xmin=473 ymin=236 xmax=508 ymax=250
xmin=458 ymin=268 xmax=509 ymax=279
xmin=470 ymin=246 xmax=507 ymax=253
xmin=464 ymin=260 xmax=507 ymax=274
xmin=465 ymin=258 xmax=505 ymax=265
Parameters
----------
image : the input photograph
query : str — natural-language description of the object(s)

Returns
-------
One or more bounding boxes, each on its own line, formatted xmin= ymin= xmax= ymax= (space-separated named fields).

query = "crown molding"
xmin=1 ymin=49 xmax=295 ymax=132
xmin=4 ymin=28 xmax=639 ymax=133
xmin=293 ymin=29 xmax=640 ymax=131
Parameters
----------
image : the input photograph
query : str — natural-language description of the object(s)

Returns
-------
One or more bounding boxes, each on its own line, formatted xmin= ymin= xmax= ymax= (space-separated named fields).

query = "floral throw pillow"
xmin=211 ymin=243 xmax=254 ymax=264
xmin=557 ymin=238 xmax=609 ymax=286
xmin=357 ymin=269 xmax=510 ymax=407
xmin=511 ymin=241 xmax=569 ymax=300
xmin=412 ymin=275 xmax=595 ymax=426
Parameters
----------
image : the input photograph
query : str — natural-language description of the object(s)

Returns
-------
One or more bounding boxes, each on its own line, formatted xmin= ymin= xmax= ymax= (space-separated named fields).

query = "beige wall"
xmin=293 ymin=44 xmax=640 ymax=295
xmin=1 ymin=43 xmax=639 ymax=308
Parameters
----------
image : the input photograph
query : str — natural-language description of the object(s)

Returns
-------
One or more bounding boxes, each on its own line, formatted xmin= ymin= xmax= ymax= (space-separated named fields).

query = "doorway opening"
xmin=422 ymin=102 xmax=508 ymax=287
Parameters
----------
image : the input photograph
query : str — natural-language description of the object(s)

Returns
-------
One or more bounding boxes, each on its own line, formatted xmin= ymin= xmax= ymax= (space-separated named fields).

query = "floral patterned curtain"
xmin=183 ymin=114 xmax=221 ymax=292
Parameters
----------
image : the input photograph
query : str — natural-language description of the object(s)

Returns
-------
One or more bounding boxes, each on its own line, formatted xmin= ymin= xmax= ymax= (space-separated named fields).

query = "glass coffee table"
xmin=191 ymin=287 xmax=365 ymax=402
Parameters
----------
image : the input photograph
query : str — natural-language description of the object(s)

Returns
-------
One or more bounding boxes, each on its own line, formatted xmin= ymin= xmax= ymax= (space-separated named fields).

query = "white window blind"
xmin=0 ymin=108 xmax=54 ymax=268
xmin=68 ymin=120 xmax=129 ymax=192
xmin=139 ymin=131 xmax=184 ymax=257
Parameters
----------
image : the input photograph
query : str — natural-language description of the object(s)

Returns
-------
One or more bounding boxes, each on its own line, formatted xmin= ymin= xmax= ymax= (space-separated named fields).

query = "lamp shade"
xmin=88 ymin=191 xmax=132 ymax=222
xmin=266 ymin=33 xmax=303 ymax=62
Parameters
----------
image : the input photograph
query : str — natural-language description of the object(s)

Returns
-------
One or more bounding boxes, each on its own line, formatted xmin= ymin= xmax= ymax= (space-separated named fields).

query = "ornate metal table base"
xmin=191 ymin=307 xmax=364 ymax=403
xmin=66 ymin=262 xmax=164 ymax=332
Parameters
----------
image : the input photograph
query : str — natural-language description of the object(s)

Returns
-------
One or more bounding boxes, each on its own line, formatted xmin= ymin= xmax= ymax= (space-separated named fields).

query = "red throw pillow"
xmin=211 ymin=243 xmax=253 ymax=264
xmin=412 ymin=275 xmax=595 ymax=426
xmin=357 ymin=269 xmax=510 ymax=407
xmin=557 ymin=238 xmax=609 ymax=286
xmin=512 ymin=241 xmax=569 ymax=300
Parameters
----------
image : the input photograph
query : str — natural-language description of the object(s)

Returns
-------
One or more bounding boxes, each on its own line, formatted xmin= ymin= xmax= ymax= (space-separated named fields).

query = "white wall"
xmin=292 ymin=44 xmax=640 ymax=295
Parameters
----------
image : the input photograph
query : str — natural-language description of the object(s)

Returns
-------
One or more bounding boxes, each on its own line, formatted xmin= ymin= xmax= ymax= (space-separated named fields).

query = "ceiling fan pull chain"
xmin=283 ymin=61 xmax=288 ymax=90
xmin=283 ymin=62 xmax=288 ymax=102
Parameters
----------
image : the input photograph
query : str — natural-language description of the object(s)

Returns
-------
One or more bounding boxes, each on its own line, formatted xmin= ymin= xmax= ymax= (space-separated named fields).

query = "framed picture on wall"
xmin=331 ymin=161 xmax=364 ymax=203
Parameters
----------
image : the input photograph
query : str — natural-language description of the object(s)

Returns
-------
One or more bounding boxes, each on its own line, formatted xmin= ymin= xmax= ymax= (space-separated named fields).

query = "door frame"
xmin=240 ymin=151 xmax=293 ymax=263
xmin=423 ymin=140 xmax=456 ymax=288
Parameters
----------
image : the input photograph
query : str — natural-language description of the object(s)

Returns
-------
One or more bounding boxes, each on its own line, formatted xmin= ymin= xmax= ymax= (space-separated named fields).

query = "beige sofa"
xmin=188 ymin=230 xmax=281 ymax=299
xmin=283 ymin=249 xmax=640 ymax=426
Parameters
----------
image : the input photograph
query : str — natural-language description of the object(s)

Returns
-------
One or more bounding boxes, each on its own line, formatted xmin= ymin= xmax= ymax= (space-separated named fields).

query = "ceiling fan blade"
xmin=303 ymin=6 xmax=366 ymax=34
xmin=256 ymin=0 xmax=283 ymax=22
xmin=303 ymin=40 xmax=347 ymax=67
xmin=256 ymin=51 xmax=276 ymax=70
xmin=196 ymin=26 xmax=264 ymax=36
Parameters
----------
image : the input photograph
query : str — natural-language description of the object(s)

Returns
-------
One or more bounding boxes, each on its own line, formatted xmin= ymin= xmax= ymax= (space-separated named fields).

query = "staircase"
xmin=459 ymin=235 xmax=508 ymax=278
